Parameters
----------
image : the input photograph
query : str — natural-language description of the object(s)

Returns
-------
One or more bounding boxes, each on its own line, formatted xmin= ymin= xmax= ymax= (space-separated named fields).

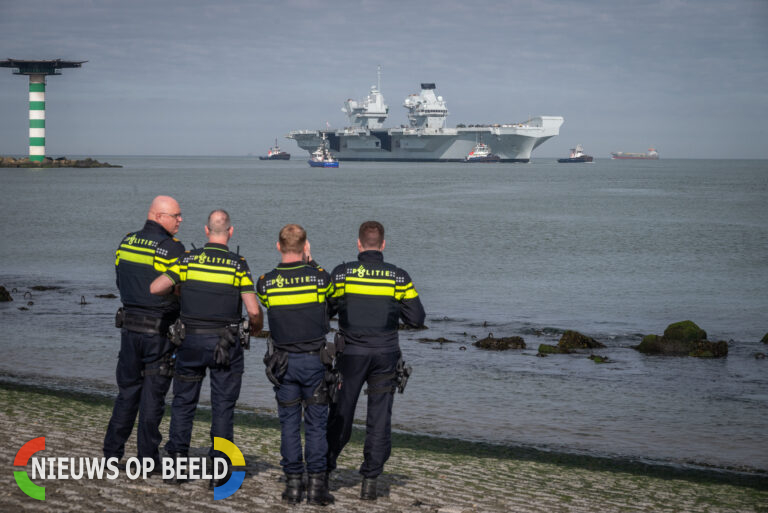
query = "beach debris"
xmin=23 ymin=291 xmax=32 ymax=299
xmin=80 ymin=295 xmax=89 ymax=305
xmin=418 ymin=337 xmax=457 ymax=344
xmin=761 ymin=333 xmax=768 ymax=344
xmin=95 ymin=293 xmax=118 ymax=299
xmin=558 ymin=330 xmax=605 ymax=349
xmin=589 ymin=354 xmax=609 ymax=364
xmin=473 ymin=333 xmax=526 ymax=350
xmin=27 ymin=301 xmax=34 ymax=306
xmin=459 ymin=346 xmax=466 ymax=351
xmin=634 ymin=320 xmax=728 ymax=357
xmin=30 ymin=285 xmax=62 ymax=291
xmin=0 ymin=286 xmax=12 ymax=302
xmin=755 ymin=352 xmax=766 ymax=359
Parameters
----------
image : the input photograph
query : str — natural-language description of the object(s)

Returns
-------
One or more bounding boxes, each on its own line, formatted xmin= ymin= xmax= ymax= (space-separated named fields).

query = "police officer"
xmin=104 ymin=195 xmax=185 ymax=470
xmin=326 ymin=221 xmax=425 ymax=501
xmin=256 ymin=224 xmax=335 ymax=506
xmin=149 ymin=209 xmax=262 ymax=486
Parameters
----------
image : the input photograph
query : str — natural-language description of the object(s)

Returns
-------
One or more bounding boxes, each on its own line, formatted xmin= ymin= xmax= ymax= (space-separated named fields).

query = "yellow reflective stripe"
xmin=241 ymin=275 xmax=254 ymax=288
xmin=120 ymin=244 xmax=154 ymax=254
xmin=268 ymin=292 xmax=319 ymax=306
xmin=187 ymin=268 xmax=235 ymax=285
xmin=330 ymin=283 xmax=345 ymax=298
xmin=346 ymin=282 xmax=395 ymax=296
xmin=346 ymin=277 xmax=396 ymax=286
xmin=256 ymin=292 xmax=269 ymax=307
xmin=269 ymin=284 xmax=317 ymax=293
xmin=155 ymin=256 xmax=176 ymax=265
xmin=403 ymin=288 xmax=419 ymax=299
xmin=119 ymin=251 xmax=154 ymax=266
xmin=191 ymin=262 xmax=237 ymax=273
xmin=114 ymin=249 xmax=120 ymax=266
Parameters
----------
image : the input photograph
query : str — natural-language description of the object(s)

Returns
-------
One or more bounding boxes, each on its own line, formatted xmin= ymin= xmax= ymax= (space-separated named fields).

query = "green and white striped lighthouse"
xmin=1 ymin=59 xmax=86 ymax=162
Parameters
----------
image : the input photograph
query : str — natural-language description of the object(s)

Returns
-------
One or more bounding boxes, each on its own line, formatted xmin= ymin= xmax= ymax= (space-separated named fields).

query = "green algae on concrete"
xmin=2 ymin=381 xmax=767 ymax=513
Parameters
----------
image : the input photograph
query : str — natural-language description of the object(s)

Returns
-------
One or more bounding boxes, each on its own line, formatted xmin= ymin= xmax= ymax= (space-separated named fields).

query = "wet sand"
xmin=2 ymin=383 xmax=766 ymax=512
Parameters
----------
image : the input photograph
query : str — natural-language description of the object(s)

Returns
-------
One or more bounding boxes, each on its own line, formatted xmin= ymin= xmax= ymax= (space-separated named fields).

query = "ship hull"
xmin=258 ymin=153 xmax=290 ymax=160
xmin=289 ymin=117 xmax=563 ymax=163
xmin=558 ymin=156 xmax=593 ymax=163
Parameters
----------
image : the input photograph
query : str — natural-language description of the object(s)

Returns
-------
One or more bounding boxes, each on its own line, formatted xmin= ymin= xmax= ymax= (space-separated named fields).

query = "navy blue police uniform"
xmin=162 ymin=242 xmax=255 ymax=461
xmin=256 ymin=262 xmax=333 ymax=483
xmin=104 ymin=219 xmax=185 ymax=467
xmin=326 ymin=250 xmax=425 ymax=480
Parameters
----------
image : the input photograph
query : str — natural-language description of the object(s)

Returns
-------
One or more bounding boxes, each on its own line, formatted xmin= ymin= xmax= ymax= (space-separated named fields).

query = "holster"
xmin=114 ymin=307 xmax=125 ymax=328
xmin=143 ymin=352 xmax=176 ymax=378
xmin=263 ymin=339 xmax=288 ymax=387
xmin=168 ymin=319 xmax=185 ymax=347
xmin=214 ymin=329 xmax=237 ymax=367
xmin=395 ymin=356 xmax=412 ymax=394
xmin=238 ymin=318 xmax=251 ymax=350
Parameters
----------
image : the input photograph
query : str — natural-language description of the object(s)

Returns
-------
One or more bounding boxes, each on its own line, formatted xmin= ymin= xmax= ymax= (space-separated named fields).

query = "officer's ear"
xmin=204 ymin=225 xmax=210 ymax=237
xmin=357 ymin=239 xmax=364 ymax=252
xmin=276 ymin=241 xmax=282 ymax=253
xmin=381 ymin=239 xmax=386 ymax=251
xmin=228 ymin=226 xmax=234 ymax=238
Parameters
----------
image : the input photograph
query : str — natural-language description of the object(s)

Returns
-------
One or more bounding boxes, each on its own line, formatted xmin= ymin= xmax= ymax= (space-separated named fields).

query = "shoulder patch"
xmin=259 ymin=274 xmax=265 ymax=280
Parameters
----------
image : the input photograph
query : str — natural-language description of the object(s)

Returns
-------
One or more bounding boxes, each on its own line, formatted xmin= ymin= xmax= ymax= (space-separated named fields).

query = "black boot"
xmin=209 ymin=462 xmax=232 ymax=490
xmin=165 ymin=452 xmax=188 ymax=485
xmin=307 ymin=472 xmax=334 ymax=506
xmin=281 ymin=473 xmax=304 ymax=504
xmin=360 ymin=476 xmax=377 ymax=501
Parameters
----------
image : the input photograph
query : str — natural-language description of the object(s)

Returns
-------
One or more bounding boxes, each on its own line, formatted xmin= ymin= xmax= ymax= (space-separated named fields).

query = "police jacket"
xmin=256 ymin=261 xmax=332 ymax=353
xmin=328 ymin=250 xmax=425 ymax=354
xmin=164 ymin=242 xmax=255 ymax=329
xmin=115 ymin=220 xmax=185 ymax=319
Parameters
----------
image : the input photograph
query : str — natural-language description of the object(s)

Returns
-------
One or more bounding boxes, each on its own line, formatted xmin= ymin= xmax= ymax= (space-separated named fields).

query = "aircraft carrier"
xmin=287 ymin=79 xmax=563 ymax=162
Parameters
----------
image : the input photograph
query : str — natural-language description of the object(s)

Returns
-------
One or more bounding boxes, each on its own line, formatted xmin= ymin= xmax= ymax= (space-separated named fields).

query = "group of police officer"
xmin=104 ymin=195 xmax=425 ymax=505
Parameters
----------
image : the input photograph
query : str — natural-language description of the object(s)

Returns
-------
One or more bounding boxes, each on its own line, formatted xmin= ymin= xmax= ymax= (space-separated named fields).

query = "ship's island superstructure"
xmin=288 ymin=78 xmax=563 ymax=163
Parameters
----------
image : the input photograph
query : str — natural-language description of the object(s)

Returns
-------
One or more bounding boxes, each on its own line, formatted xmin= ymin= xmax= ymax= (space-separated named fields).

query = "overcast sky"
xmin=1 ymin=0 xmax=767 ymax=159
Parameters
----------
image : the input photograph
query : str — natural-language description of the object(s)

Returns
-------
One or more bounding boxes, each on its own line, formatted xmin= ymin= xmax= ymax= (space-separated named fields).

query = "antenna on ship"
xmin=377 ymin=64 xmax=381 ymax=92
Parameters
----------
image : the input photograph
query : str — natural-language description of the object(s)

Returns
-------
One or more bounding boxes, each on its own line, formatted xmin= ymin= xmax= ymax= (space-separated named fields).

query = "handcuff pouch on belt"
xmin=168 ymin=318 xmax=185 ymax=347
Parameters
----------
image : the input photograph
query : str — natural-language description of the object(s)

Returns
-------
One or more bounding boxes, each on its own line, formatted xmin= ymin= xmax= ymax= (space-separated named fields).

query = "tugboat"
xmin=308 ymin=135 xmax=339 ymax=168
xmin=258 ymin=139 xmax=291 ymax=160
xmin=465 ymin=142 xmax=501 ymax=163
xmin=558 ymin=144 xmax=593 ymax=163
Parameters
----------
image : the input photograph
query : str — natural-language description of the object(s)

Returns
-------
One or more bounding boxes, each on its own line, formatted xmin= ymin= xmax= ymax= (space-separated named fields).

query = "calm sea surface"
xmin=1 ymin=156 xmax=767 ymax=472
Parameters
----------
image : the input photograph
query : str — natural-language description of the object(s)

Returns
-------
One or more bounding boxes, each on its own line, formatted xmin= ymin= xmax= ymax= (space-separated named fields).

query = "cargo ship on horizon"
xmin=611 ymin=149 xmax=659 ymax=160
xmin=287 ymin=73 xmax=563 ymax=163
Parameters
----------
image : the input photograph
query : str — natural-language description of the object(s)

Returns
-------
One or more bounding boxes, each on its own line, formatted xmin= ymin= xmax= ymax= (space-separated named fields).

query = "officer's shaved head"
xmin=207 ymin=209 xmax=231 ymax=235
xmin=278 ymin=224 xmax=307 ymax=254
xmin=147 ymin=195 xmax=182 ymax=235
xmin=358 ymin=221 xmax=385 ymax=250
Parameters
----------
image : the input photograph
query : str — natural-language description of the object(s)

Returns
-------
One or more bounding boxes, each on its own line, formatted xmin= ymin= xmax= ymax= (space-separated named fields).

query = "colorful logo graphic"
xmin=212 ymin=437 xmax=245 ymax=500
xmin=14 ymin=437 xmax=46 ymax=501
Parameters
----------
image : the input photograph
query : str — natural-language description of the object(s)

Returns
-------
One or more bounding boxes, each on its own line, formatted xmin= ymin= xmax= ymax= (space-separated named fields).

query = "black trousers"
xmin=326 ymin=350 xmax=399 ymax=478
xmin=103 ymin=330 xmax=173 ymax=465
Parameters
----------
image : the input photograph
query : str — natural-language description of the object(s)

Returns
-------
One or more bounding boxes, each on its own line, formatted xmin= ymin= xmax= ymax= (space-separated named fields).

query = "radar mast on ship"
xmin=342 ymin=65 xmax=389 ymax=129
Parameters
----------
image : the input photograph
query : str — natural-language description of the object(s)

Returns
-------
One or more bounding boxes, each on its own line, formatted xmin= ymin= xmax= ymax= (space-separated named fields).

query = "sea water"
xmin=1 ymin=156 xmax=766 ymax=472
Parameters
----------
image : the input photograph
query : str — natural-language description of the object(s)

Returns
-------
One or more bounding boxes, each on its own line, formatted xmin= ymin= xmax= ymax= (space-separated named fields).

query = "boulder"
xmin=663 ymin=320 xmax=706 ymax=343
xmin=761 ymin=333 xmax=768 ymax=344
xmin=473 ymin=333 xmax=526 ymax=350
xmin=0 ymin=286 xmax=12 ymax=302
xmin=558 ymin=330 xmax=605 ymax=349
xmin=537 ymin=343 xmax=569 ymax=355
xmin=635 ymin=320 xmax=727 ymax=357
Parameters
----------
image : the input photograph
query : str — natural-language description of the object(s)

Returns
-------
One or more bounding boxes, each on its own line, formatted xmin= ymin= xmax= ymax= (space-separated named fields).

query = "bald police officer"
xmin=150 ymin=209 xmax=262 ymax=486
xmin=104 ymin=195 xmax=185 ymax=470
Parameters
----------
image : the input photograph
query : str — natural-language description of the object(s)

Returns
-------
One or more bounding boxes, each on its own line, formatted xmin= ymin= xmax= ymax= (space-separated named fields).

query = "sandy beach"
xmin=2 ymin=382 xmax=766 ymax=512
